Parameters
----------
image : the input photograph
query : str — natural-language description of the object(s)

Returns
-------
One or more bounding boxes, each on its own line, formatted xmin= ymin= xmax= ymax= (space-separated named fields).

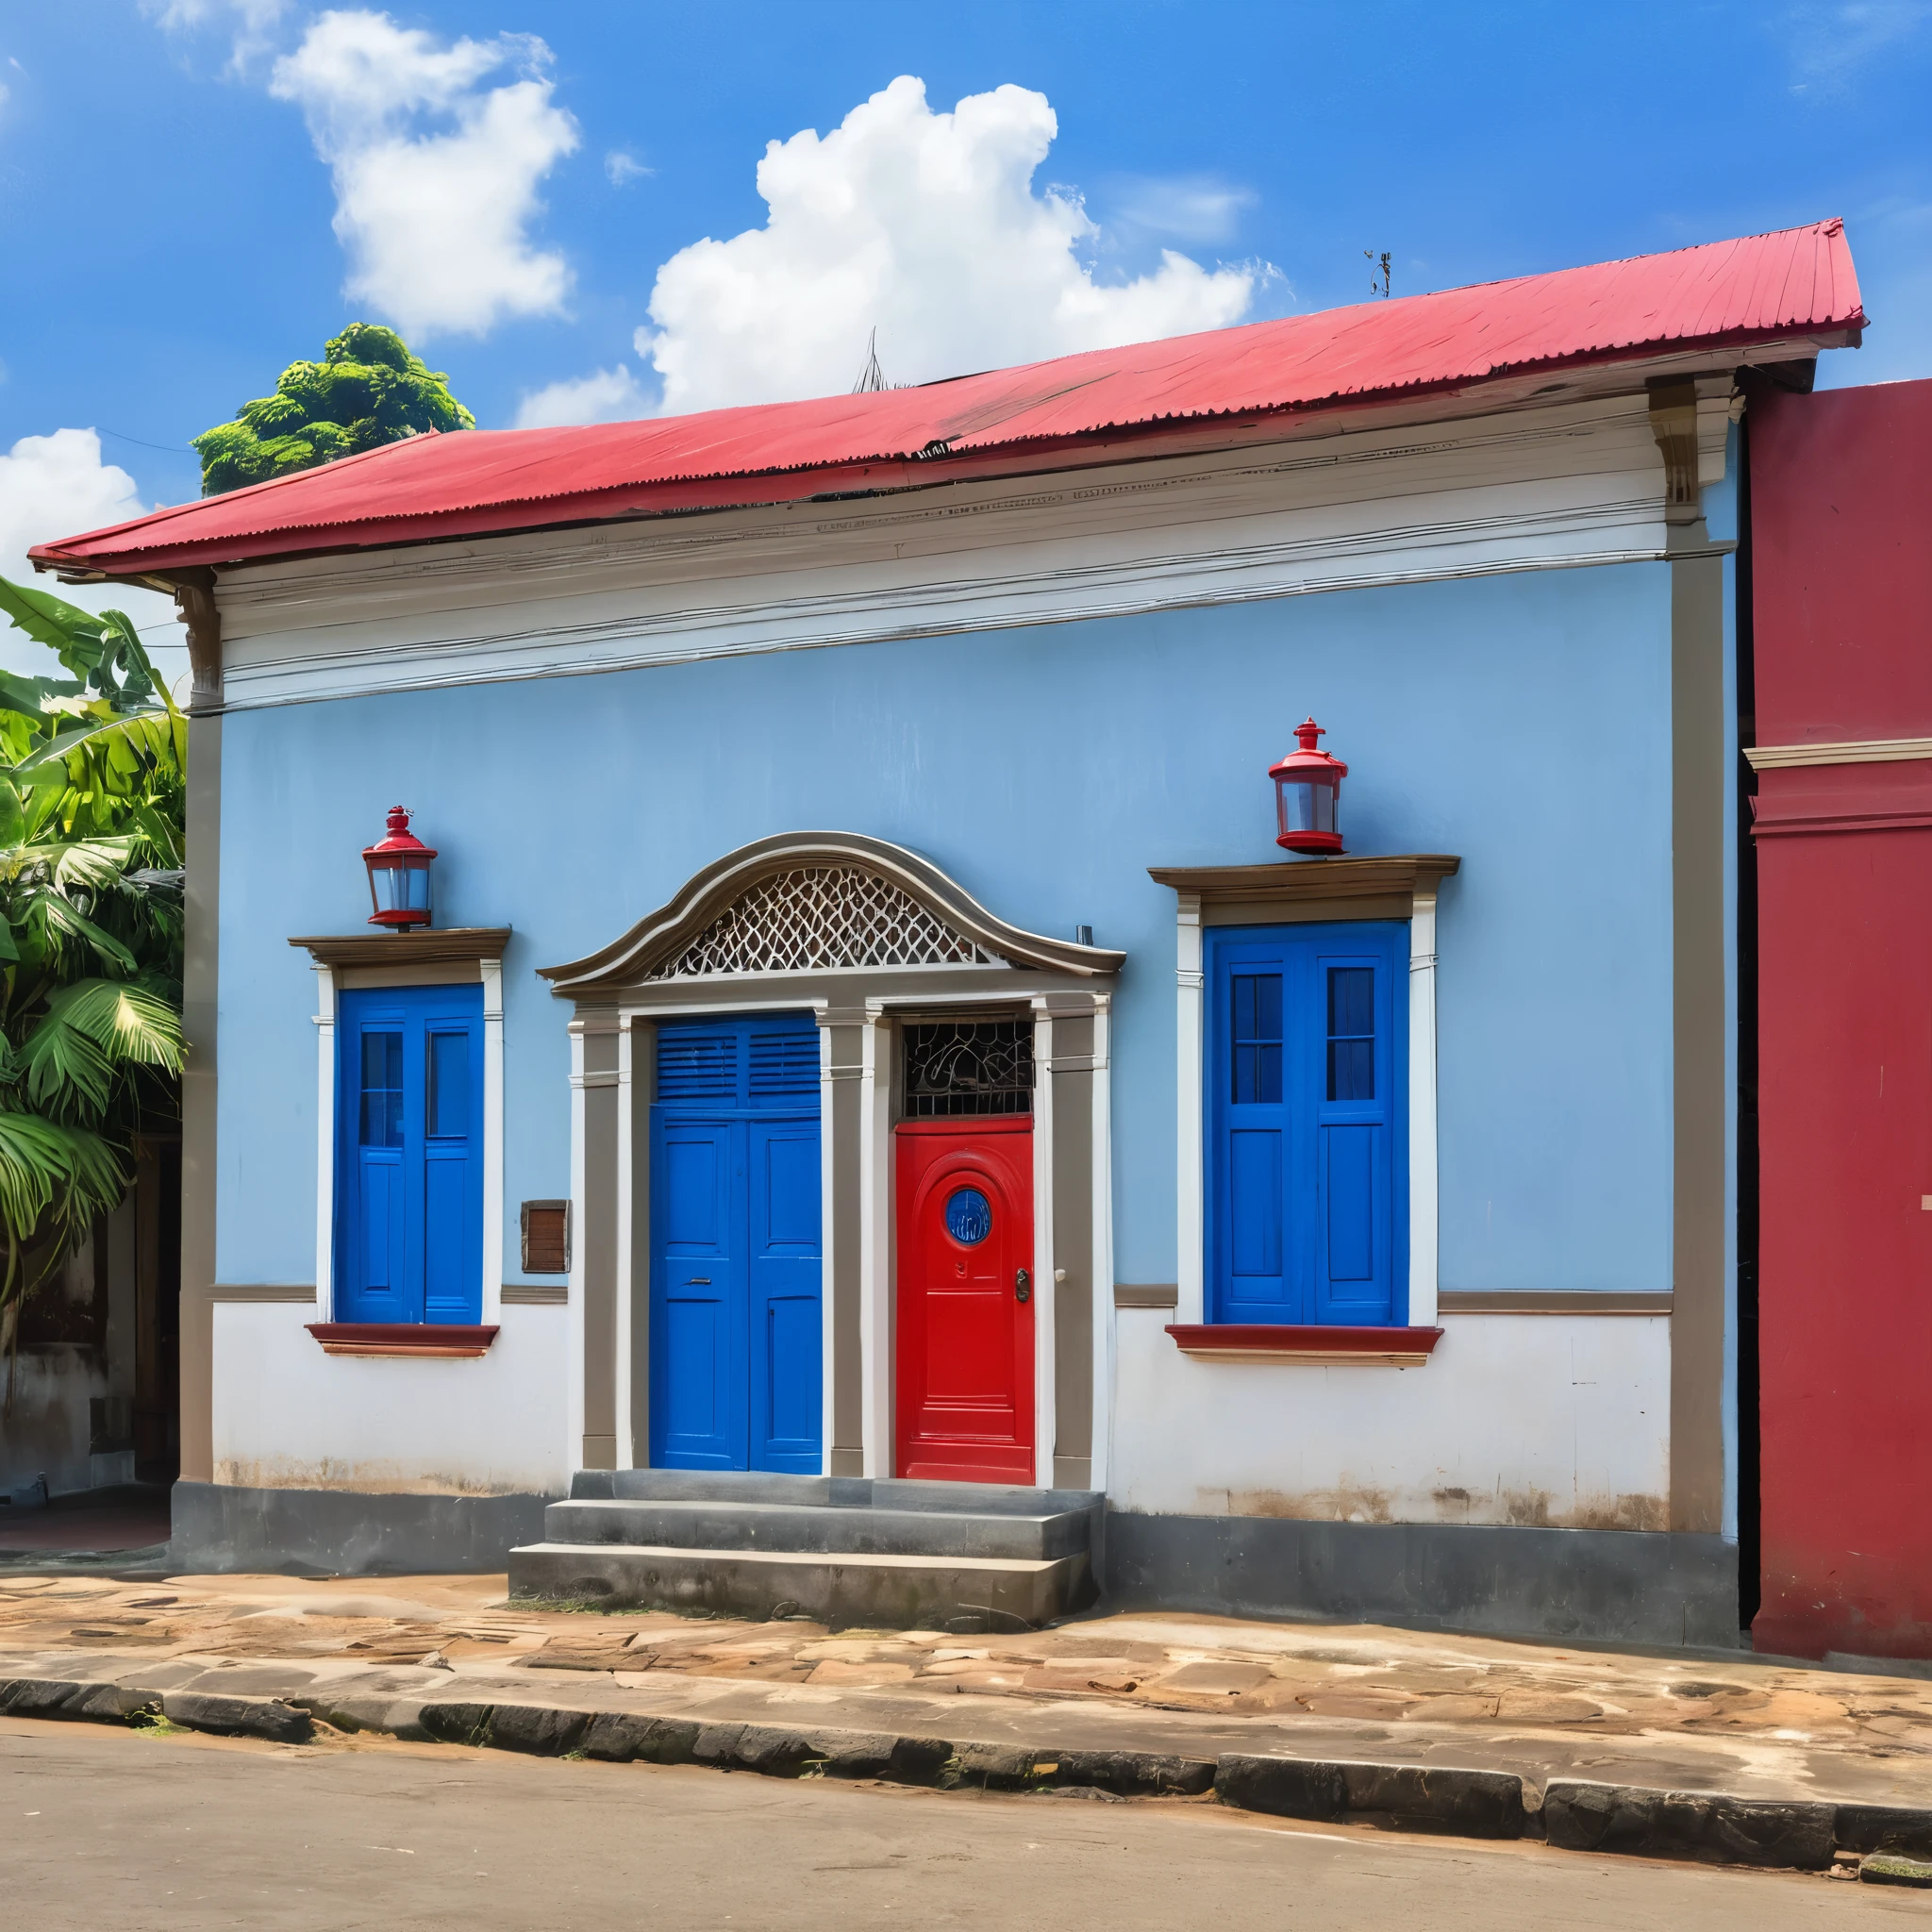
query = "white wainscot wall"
xmin=1110 ymin=1313 xmax=1670 ymax=1531
xmin=211 ymin=1306 xmax=568 ymax=1497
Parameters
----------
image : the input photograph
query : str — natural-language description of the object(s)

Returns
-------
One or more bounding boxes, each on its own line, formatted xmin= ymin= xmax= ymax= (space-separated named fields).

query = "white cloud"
xmin=513 ymin=364 xmax=650 ymax=429
xmin=144 ymin=0 xmax=291 ymax=74
xmin=1786 ymin=1 xmax=1932 ymax=90
xmin=1108 ymin=175 xmax=1257 ymax=246
xmin=606 ymin=150 xmax=651 ymax=187
xmin=637 ymin=75 xmax=1265 ymax=416
xmin=270 ymin=10 xmax=579 ymax=339
xmin=0 ymin=430 xmax=188 ymax=696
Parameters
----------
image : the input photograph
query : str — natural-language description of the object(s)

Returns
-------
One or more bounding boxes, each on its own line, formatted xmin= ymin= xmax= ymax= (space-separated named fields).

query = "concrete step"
xmin=508 ymin=1541 xmax=1091 ymax=1630
xmin=541 ymin=1496 xmax=1091 ymax=1561
xmin=572 ymin=1470 xmax=854 ymax=1507
xmin=569 ymin=1468 xmax=1103 ymax=1519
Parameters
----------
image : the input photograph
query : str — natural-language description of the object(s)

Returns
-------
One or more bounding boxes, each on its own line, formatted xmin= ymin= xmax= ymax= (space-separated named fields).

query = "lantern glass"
xmin=369 ymin=860 xmax=432 ymax=921
xmin=1275 ymin=776 xmax=1339 ymax=843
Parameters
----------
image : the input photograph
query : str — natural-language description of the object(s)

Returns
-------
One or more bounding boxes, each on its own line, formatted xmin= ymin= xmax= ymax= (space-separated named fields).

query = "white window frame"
xmin=1174 ymin=889 xmax=1439 ymax=1327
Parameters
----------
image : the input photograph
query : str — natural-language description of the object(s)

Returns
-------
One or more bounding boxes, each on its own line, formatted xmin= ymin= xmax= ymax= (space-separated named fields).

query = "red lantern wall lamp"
xmin=1270 ymin=718 xmax=1347 ymax=855
xmin=363 ymin=807 xmax=437 ymax=928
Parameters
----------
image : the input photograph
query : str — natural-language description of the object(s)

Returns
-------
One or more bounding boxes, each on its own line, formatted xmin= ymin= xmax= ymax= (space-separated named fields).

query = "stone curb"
xmin=0 ymin=1674 xmax=310 ymax=1743
xmin=1215 ymin=1753 xmax=1528 ymax=1839
xmin=7 ymin=1672 xmax=1932 ymax=1871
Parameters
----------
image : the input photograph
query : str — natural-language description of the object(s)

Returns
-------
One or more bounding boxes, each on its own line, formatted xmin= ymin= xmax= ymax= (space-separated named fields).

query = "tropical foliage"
xmin=192 ymin=322 xmax=475 ymax=496
xmin=0 ymin=575 xmax=186 ymax=1388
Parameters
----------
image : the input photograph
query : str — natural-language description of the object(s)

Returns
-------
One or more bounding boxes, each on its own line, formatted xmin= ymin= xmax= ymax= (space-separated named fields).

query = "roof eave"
xmin=26 ymin=319 xmax=1865 ymax=584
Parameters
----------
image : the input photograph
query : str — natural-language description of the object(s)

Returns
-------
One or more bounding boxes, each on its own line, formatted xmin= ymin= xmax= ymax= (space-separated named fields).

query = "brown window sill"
xmin=1165 ymin=1323 xmax=1444 ymax=1366
xmin=305 ymin=1323 xmax=499 ymax=1358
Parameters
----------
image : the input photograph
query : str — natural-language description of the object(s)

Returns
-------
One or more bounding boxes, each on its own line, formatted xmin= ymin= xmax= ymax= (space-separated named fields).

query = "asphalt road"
xmin=3 ymin=1717 xmax=1920 ymax=1930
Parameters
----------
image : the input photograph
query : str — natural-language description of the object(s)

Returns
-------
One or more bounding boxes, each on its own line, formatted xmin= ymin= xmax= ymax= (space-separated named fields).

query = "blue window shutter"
xmin=650 ymin=1011 xmax=822 ymax=1473
xmin=1208 ymin=924 xmax=1407 ymax=1327
xmin=656 ymin=1025 xmax=741 ymax=1103
xmin=336 ymin=985 xmax=484 ymax=1325
xmin=656 ymin=1010 xmax=818 ymax=1109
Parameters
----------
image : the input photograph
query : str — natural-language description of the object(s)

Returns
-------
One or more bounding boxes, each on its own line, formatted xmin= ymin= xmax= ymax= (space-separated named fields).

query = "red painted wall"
xmin=1752 ymin=377 xmax=1932 ymax=1659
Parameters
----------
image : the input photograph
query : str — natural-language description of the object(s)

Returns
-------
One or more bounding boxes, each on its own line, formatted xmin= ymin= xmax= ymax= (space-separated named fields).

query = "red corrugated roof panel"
xmin=32 ymin=220 xmax=1862 ymax=576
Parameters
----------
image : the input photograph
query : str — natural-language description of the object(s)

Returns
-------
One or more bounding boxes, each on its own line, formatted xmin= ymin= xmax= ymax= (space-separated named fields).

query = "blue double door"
xmin=649 ymin=1013 xmax=823 ymax=1472
xmin=335 ymin=984 xmax=484 ymax=1324
xmin=1208 ymin=922 xmax=1407 ymax=1326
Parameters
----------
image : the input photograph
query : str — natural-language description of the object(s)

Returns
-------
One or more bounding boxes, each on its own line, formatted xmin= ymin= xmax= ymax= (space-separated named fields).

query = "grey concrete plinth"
xmin=508 ymin=1541 xmax=1090 ymax=1629
xmin=1100 ymin=1510 xmax=1740 ymax=1647
xmin=170 ymin=1481 xmax=553 ymax=1576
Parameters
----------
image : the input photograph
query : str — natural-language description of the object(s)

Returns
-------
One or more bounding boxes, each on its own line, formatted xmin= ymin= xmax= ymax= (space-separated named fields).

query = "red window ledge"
xmin=306 ymin=1323 xmax=499 ymax=1359
xmin=1165 ymin=1324 xmax=1443 ymax=1366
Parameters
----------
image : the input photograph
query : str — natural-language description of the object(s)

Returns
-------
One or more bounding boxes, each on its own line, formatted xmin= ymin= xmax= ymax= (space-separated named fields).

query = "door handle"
xmin=1014 ymin=1268 xmax=1031 ymax=1304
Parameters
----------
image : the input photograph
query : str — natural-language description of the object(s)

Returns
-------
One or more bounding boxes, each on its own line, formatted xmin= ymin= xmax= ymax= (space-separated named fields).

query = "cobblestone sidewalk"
xmin=2 ymin=1570 xmax=1929 ymax=1812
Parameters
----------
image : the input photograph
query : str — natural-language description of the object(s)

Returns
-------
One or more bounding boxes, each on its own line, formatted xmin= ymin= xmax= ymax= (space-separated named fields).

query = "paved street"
xmin=4 ymin=1716 xmax=1920 ymax=1930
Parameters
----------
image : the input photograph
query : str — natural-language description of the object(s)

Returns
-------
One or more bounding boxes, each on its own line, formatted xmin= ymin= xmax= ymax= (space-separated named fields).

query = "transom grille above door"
xmin=903 ymin=1018 xmax=1034 ymax=1118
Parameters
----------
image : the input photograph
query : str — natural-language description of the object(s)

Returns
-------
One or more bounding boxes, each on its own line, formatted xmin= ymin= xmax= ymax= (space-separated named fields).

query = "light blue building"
xmin=33 ymin=220 xmax=1863 ymax=1641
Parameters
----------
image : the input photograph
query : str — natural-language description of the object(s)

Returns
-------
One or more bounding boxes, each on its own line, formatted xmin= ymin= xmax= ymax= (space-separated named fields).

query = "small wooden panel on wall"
xmin=521 ymin=1200 xmax=571 ymax=1274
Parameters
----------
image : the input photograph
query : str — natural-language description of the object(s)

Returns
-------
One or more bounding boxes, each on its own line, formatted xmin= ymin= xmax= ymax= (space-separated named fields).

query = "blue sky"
xmin=1 ymin=2 xmax=1928 ymax=682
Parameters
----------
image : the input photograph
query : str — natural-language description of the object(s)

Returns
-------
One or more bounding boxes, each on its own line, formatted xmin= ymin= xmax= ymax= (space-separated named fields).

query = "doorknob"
xmin=1015 ymin=1268 xmax=1031 ymax=1304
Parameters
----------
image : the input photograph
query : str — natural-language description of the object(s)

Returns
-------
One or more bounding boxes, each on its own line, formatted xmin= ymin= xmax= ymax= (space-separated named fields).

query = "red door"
xmin=894 ymin=1118 xmax=1034 ymax=1482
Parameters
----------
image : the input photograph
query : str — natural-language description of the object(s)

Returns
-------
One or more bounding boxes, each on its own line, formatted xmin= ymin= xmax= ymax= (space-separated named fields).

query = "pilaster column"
xmin=856 ymin=1007 xmax=892 ymax=1477
xmin=612 ymin=1015 xmax=635 ymax=1467
xmin=1030 ymin=1005 xmax=1058 ymax=1488
xmin=567 ymin=1009 xmax=621 ymax=1473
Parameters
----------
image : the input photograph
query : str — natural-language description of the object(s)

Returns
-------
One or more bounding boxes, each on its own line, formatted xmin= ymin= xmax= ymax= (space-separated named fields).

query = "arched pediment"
xmin=538 ymin=832 xmax=1123 ymax=995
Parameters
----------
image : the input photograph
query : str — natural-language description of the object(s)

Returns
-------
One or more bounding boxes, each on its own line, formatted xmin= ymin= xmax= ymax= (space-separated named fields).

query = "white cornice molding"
xmin=1745 ymin=738 xmax=1932 ymax=770
xmin=212 ymin=392 xmax=1717 ymax=712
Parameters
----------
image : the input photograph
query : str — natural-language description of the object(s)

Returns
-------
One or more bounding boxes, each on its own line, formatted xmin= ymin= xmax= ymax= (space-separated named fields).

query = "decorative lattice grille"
xmin=903 ymin=1018 xmax=1035 ymax=1117
xmin=646 ymin=866 xmax=1000 ymax=979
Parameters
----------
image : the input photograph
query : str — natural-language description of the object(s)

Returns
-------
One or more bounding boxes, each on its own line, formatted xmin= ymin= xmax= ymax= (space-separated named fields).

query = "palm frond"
xmin=19 ymin=1008 xmax=113 ymax=1121
xmin=0 ymin=1109 xmax=74 ymax=1243
xmin=8 ymin=885 xmax=141 ymax=977
xmin=42 ymin=977 xmax=184 ymax=1069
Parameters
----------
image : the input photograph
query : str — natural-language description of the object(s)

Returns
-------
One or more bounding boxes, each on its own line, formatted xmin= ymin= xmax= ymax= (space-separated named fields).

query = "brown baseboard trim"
xmin=1114 ymin=1283 xmax=1179 ymax=1308
xmin=1438 ymin=1291 xmax=1674 ymax=1315
xmin=501 ymin=1284 xmax=568 ymax=1307
xmin=208 ymin=1285 xmax=316 ymax=1305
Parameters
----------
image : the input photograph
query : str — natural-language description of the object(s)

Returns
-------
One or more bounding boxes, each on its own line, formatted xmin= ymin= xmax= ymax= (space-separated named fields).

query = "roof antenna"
xmin=1366 ymin=250 xmax=1391 ymax=298
xmin=852 ymin=327 xmax=889 ymax=394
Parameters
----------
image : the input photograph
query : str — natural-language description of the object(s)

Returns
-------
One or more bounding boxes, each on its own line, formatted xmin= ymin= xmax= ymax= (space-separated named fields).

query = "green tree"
xmin=191 ymin=322 xmax=475 ymax=496
xmin=0 ymin=576 xmax=185 ymax=1389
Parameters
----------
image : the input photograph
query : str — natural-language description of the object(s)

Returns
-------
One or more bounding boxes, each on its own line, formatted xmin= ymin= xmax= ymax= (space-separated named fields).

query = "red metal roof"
xmin=34 ymin=220 xmax=1862 ymax=577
